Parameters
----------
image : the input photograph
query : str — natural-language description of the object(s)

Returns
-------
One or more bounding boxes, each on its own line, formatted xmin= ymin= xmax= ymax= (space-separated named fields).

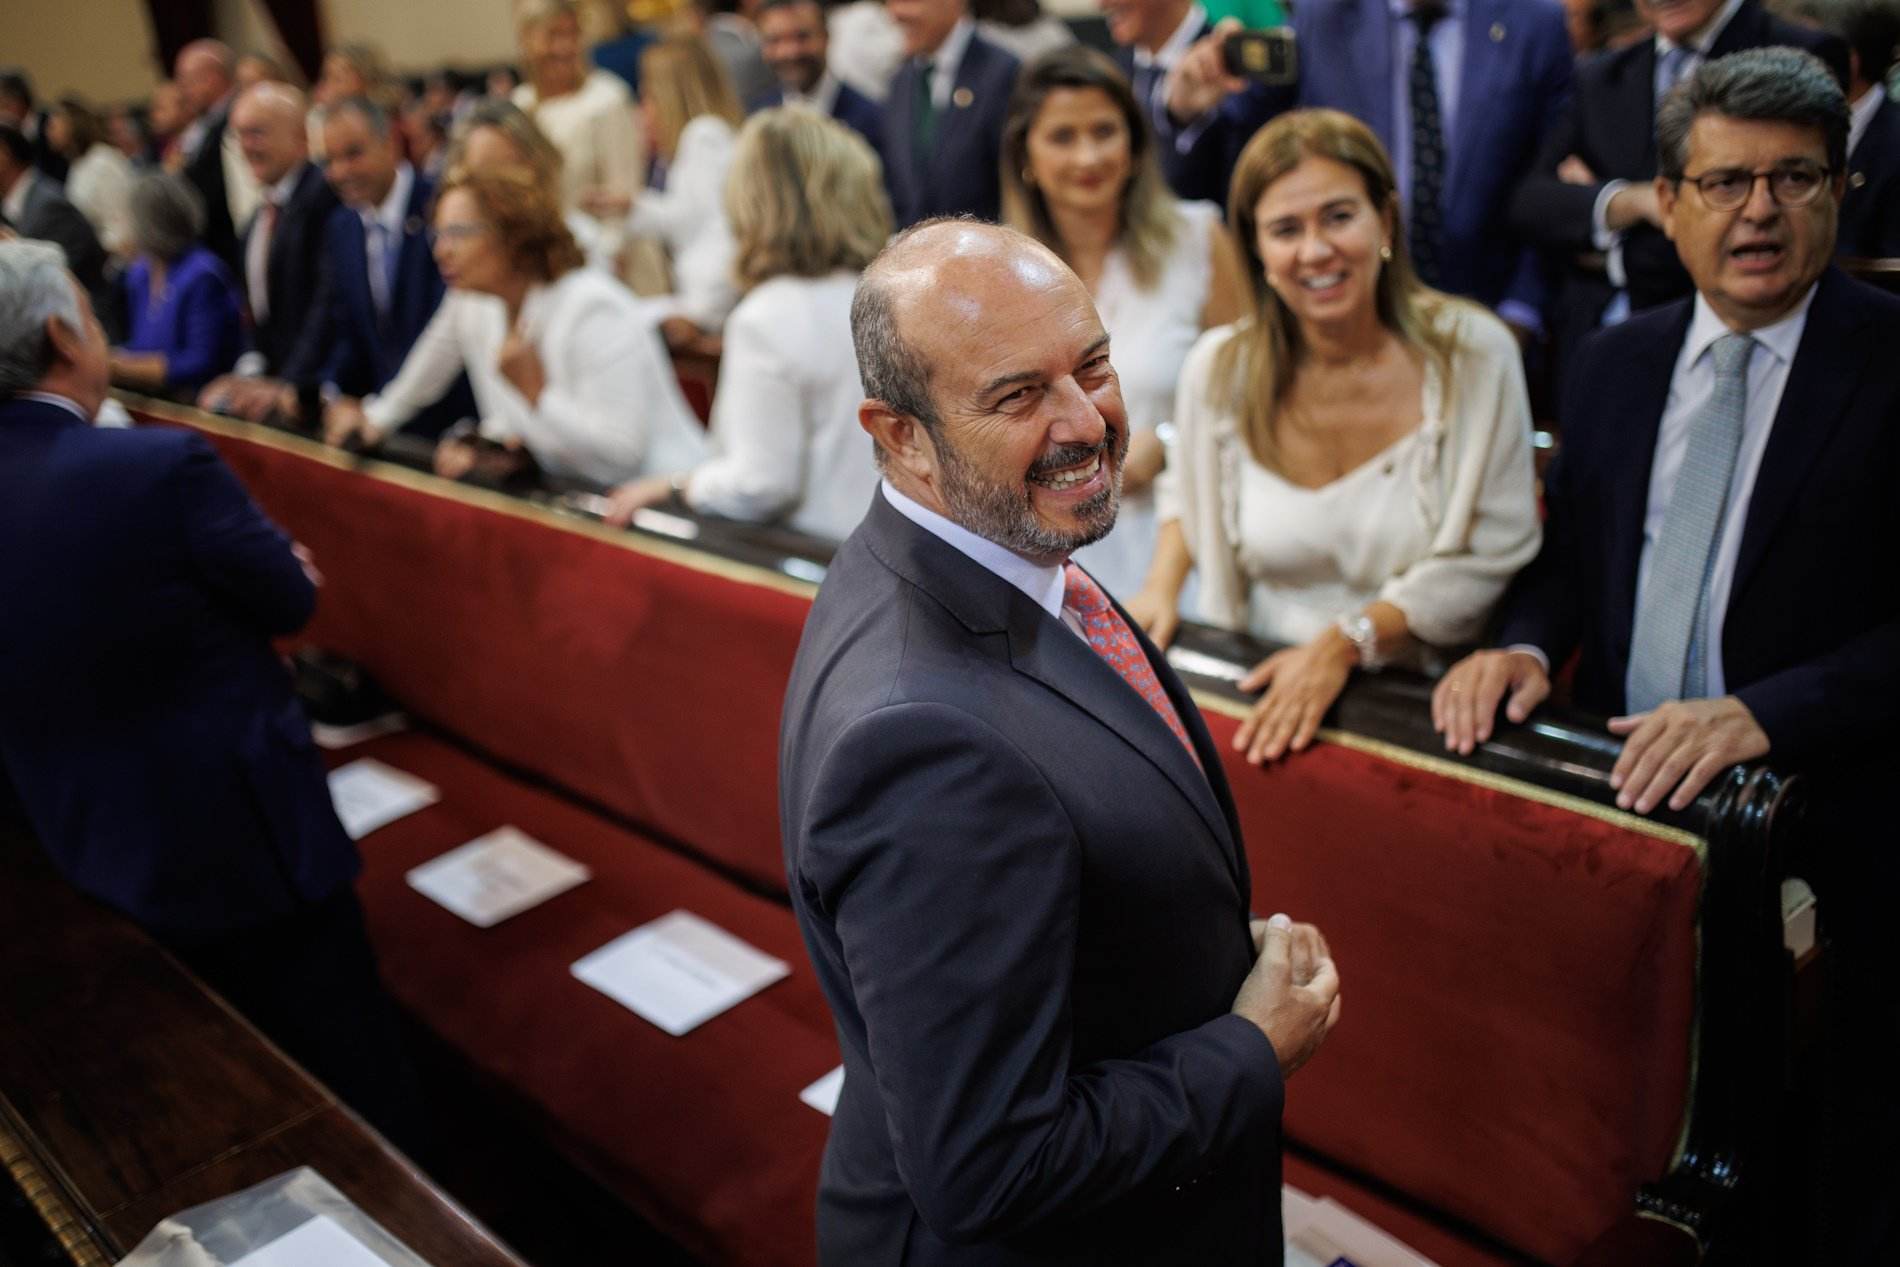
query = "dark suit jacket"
xmin=881 ymin=33 xmax=1020 ymax=227
xmin=182 ymin=103 xmax=241 ymax=274
xmin=243 ymin=161 xmax=340 ymax=384
xmin=1839 ymin=92 xmax=1900 ymax=259
xmin=12 ymin=173 xmax=115 ymax=337
xmin=754 ymin=79 xmax=886 ymax=151
xmin=1170 ymin=0 xmax=1572 ymax=314
xmin=1116 ymin=14 xmax=1222 ymax=204
xmin=0 ymin=396 xmax=360 ymax=939
xmin=780 ymin=491 xmax=1284 ymax=1266
xmin=313 ymin=169 xmax=472 ymax=438
xmin=1509 ymin=1 xmax=1847 ymax=330
xmin=1495 ymin=268 xmax=1900 ymax=766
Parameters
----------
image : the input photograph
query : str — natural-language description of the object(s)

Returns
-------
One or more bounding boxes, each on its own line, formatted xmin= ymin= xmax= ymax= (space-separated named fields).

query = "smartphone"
xmin=1222 ymin=28 xmax=1299 ymax=86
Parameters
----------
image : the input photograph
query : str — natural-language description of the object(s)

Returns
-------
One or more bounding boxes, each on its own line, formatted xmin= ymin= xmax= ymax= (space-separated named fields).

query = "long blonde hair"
xmin=999 ymin=46 xmax=1180 ymax=290
xmin=1218 ymin=108 xmax=1466 ymax=472
xmin=639 ymin=35 xmax=743 ymax=162
xmin=726 ymin=108 xmax=893 ymax=292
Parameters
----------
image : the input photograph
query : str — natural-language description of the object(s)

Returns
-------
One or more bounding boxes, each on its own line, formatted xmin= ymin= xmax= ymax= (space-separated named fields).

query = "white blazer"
xmin=683 ymin=271 xmax=877 ymax=541
xmin=625 ymin=115 xmax=739 ymax=330
xmin=363 ymin=268 xmax=709 ymax=486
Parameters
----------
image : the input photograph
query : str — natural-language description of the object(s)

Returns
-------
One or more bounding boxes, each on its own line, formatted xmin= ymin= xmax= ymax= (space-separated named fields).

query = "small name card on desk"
xmin=229 ymin=1215 xmax=397 ymax=1267
xmin=406 ymin=827 xmax=590 ymax=927
xmin=571 ymin=910 xmax=789 ymax=1036
xmin=328 ymin=758 xmax=439 ymax=840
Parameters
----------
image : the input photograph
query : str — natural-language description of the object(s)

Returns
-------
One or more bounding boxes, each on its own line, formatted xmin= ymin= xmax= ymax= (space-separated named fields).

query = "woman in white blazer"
xmin=344 ymin=166 xmax=706 ymax=487
xmin=603 ymin=109 xmax=892 ymax=541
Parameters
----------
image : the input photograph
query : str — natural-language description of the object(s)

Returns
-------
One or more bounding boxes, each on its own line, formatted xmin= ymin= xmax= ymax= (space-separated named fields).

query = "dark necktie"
xmin=1133 ymin=60 xmax=1162 ymax=125
xmin=1407 ymin=3 xmax=1447 ymax=288
xmin=912 ymin=59 xmax=939 ymax=168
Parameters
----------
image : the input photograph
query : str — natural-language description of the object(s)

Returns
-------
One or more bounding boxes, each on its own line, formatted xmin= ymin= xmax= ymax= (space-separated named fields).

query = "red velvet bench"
xmin=129 ymin=399 xmax=1802 ymax=1267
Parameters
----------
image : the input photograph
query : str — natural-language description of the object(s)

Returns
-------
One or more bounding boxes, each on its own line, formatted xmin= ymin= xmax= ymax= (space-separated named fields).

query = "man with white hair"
xmin=0 ymin=239 xmax=421 ymax=1153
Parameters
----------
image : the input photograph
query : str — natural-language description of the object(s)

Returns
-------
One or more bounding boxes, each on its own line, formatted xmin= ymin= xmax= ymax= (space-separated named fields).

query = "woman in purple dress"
xmin=109 ymin=171 xmax=242 ymax=396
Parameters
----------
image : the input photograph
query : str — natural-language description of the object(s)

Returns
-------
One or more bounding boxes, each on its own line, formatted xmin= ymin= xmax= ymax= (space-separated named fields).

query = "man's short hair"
xmin=0 ymin=69 xmax=31 ymax=110
xmin=1656 ymin=47 xmax=1850 ymax=182
xmin=851 ymin=220 xmax=958 ymax=468
xmin=1799 ymin=0 xmax=1900 ymax=83
xmin=756 ymin=0 xmax=826 ymax=19
xmin=0 ymin=123 xmax=32 ymax=167
xmin=0 ymin=240 xmax=81 ymax=397
xmin=318 ymin=94 xmax=393 ymax=140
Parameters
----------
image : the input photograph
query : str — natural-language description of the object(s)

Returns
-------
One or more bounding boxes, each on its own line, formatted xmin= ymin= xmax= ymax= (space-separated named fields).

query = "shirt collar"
xmin=363 ymin=162 xmax=414 ymax=234
xmin=1656 ymin=0 xmax=1744 ymax=56
xmin=924 ymin=17 xmax=977 ymax=79
xmin=2 ymin=168 xmax=35 ymax=223
xmin=787 ymin=71 xmax=841 ymax=114
xmin=15 ymin=390 xmax=94 ymax=423
xmin=1849 ymin=84 xmax=1885 ymax=155
xmin=1135 ymin=3 xmax=1209 ymax=70
xmin=266 ymin=162 xmax=305 ymax=206
xmin=1682 ymin=280 xmax=1817 ymax=372
xmin=881 ymin=479 xmax=1068 ymax=622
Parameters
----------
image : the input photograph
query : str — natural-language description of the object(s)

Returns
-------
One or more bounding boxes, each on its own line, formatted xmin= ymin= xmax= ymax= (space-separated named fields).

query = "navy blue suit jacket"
xmin=1115 ymin=13 xmax=1222 ymax=206
xmin=245 ymin=161 xmax=341 ymax=384
xmin=0 ymin=397 xmax=359 ymax=938
xmin=780 ymin=491 xmax=1283 ymax=1265
xmin=753 ymin=80 xmax=886 ymax=151
xmin=1495 ymin=269 xmax=1900 ymax=766
xmin=881 ymin=33 xmax=1021 ymax=226
xmin=1840 ymin=93 xmax=1900 ymax=259
xmin=1161 ymin=0 xmax=1572 ymax=313
xmin=315 ymin=170 xmax=472 ymax=437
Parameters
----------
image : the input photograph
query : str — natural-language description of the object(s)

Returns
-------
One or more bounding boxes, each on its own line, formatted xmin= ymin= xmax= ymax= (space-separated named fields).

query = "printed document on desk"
xmin=572 ymin=910 xmax=790 ymax=1036
xmin=228 ymin=1215 xmax=395 ymax=1267
xmin=407 ymin=827 xmax=590 ymax=927
xmin=327 ymin=758 xmax=439 ymax=840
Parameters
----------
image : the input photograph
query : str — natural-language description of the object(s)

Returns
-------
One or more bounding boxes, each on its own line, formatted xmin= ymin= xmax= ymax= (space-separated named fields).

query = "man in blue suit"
xmin=1162 ymin=0 xmax=1574 ymax=329
xmin=753 ymin=0 xmax=885 ymax=149
xmin=781 ymin=221 xmax=1341 ymax=1265
xmin=0 ymin=240 xmax=418 ymax=1150
xmin=881 ymin=0 xmax=1021 ymax=226
xmin=1434 ymin=52 xmax=1898 ymax=1261
xmin=317 ymin=96 xmax=472 ymax=447
xmin=1104 ymin=0 xmax=1223 ymax=203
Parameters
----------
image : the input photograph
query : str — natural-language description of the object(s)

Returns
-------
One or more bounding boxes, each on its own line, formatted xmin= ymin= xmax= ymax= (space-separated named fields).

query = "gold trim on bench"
xmin=0 ymin=1108 xmax=113 ymax=1267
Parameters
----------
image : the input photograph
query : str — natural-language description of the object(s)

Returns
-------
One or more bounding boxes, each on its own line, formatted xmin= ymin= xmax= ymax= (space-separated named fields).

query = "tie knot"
xmin=1711 ymin=332 xmax=1754 ymax=378
xmin=1062 ymin=562 xmax=1111 ymax=618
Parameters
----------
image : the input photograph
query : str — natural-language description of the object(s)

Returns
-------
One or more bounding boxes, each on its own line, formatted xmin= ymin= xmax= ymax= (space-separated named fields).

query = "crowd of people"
xmin=2 ymin=0 xmax=1899 ymax=1259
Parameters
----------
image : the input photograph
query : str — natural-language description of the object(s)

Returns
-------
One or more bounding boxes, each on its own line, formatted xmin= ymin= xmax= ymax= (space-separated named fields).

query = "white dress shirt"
xmin=361 ymin=163 xmax=416 ymax=318
xmin=1849 ymin=84 xmax=1886 ymax=159
xmin=882 ymin=479 xmax=1081 ymax=636
xmin=362 ymin=268 xmax=709 ymax=485
xmin=923 ymin=18 xmax=978 ymax=111
xmin=683 ymin=272 xmax=878 ymax=541
xmin=17 ymin=391 xmax=92 ymax=423
xmin=2 ymin=169 xmax=35 ymax=225
xmin=244 ymin=164 xmax=306 ymax=325
xmin=1630 ymin=286 xmax=1815 ymax=697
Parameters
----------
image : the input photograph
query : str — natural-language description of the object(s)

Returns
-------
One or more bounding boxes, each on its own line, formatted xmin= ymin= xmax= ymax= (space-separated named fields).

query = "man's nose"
xmin=1740 ymin=173 xmax=1782 ymax=222
xmin=1047 ymin=377 xmax=1107 ymax=446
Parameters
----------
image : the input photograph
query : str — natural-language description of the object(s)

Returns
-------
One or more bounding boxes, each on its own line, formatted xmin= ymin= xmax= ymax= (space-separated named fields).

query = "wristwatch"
xmin=1335 ymin=612 xmax=1386 ymax=671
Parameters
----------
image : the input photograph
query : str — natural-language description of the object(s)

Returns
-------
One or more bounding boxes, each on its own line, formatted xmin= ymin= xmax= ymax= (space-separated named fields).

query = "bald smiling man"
xmin=779 ymin=221 xmax=1341 ymax=1266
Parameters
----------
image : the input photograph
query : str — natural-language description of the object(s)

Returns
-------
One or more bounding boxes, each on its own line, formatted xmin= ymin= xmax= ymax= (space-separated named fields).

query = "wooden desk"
xmin=0 ymin=830 xmax=529 ymax=1267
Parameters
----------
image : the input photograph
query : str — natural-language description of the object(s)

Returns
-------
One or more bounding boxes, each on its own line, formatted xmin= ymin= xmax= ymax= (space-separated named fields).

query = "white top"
xmin=1163 ymin=302 xmax=1542 ymax=650
xmin=626 ymin=114 xmax=739 ymax=330
xmin=362 ymin=268 xmax=709 ymax=486
xmin=513 ymin=71 xmax=648 ymax=211
xmin=1070 ymin=200 xmax=1219 ymax=599
xmin=65 ymin=144 xmax=135 ymax=256
xmin=1628 ymin=286 xmax=1813 ymax=698
xmin=684 ymin=271 xmax=878 ymax=541
xmin=828 ymin=0 xmax=908 ymax=104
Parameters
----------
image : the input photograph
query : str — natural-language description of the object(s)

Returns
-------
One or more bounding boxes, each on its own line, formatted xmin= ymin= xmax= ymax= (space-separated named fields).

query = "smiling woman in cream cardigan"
xmin=1130 ymin=109 xmax=1540 ymax=767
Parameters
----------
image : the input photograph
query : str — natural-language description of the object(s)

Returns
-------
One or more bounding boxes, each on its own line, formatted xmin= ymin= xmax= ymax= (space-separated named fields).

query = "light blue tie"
xmin=1626 ymin=333 xmax=1755 ymax=713
xmin=1655 ymin=44 xmax=1693 ymax=104
xmin=367 ymin=220 xmax=391 ymax=317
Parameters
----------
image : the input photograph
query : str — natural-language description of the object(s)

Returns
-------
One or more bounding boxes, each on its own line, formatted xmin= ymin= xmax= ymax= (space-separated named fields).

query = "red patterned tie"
xmin=1062 ymin=562 xmax=1199 ymax=761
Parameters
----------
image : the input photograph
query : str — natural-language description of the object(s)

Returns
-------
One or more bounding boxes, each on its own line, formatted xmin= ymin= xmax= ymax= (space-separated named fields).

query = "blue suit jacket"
xmin=1170 ymin=0 xmax=1573 ymax=314
xmin=1116 ymin=13 xmax=1224 ymax=205
xmin=0 ymin=398 xmax=359 ymax=938
xmin=1495 ymin=269 xmax=1900 ymax=766
xmin=315 ymin=170 xmax=473 ymax=437
xmin=1840 ymin=93 xmax=1900 ymax=260
xmin=780 ymin=491 xmax=1283 ymax=1265
xmin=753 ymin=80 xmax=886 ymax=151
xmin=881 ymin=33 xmax=1021 ymax=227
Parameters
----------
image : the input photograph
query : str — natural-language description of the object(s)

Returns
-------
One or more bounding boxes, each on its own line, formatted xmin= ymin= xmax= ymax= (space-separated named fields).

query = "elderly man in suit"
xmin=754 ymin=0 xmax=885 ymax=147
xmin=197 ymin=83 xmax=339 ymax=422
xmin=0 ymin=124 xmax=114 ymax=336
xmin=1435 ymin=48 xmax=1899 ymax=1262
xmin=1163 ymin=0 xmax=1574 ymax=332
xmin=0 ymin=239 xmax=419 ymax=1152
xmin=780 ymin=219 xmax=1341 ymax=1266
xmin=881 ymin=0 xmax=1020 ymax=225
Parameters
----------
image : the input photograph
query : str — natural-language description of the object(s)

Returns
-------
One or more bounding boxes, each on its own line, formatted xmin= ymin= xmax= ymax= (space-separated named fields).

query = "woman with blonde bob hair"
xmin=513 ymin=0 xmax=647 ymax=228
xmin=605 ymin=108 xmax=892 ymax=541
xmin=357 ymin=165 xmax=707 ymax=488
xmin=999 ymin=46 xmax=1245 ymax=600
xmin=1130 ymin=108 xmax=1540 ymax=766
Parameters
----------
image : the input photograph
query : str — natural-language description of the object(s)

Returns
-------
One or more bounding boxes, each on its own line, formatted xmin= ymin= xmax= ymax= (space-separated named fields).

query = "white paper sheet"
xmin=312 ymin=713 xmax=409 ymax=750
xmin=227 ymin=1215 xmax=394 ymax=1267
xmin=1281 ymin=1184 xmax=1441 ymax=1267
xmin=571 ymin=910 xmax=790 ymax=1036
xmin=327 ymin=758 xmax=438 ymax=840
xmin=406 ymin=827 xmax=591 ymax=928
xmin=800 ymin=1066 xmax=845 ymax=1116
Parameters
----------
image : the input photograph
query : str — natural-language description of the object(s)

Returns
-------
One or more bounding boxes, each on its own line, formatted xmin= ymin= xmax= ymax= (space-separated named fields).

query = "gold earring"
xmin=1379 ymin=243 xmax=1393 ymax=262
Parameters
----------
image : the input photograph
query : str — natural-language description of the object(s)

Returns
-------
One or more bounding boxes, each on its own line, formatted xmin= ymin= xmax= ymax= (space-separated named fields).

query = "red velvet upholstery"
xmin=148 ymin=410 xmax=1704 ymax=1266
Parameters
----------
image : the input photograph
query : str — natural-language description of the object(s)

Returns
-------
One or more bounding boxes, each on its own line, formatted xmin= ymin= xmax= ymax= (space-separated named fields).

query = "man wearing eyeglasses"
xmin=1437 ymin=46 xmax=1899 ymax=1263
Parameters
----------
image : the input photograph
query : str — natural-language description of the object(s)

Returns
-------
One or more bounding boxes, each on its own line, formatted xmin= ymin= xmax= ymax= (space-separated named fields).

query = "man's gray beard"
xmin=934 ymin=433 xmax=1124 ymax=560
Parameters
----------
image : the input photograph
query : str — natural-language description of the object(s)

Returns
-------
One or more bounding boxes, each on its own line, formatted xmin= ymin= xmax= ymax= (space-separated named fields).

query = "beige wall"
xmin=322 ymin=0 xmax=519 ymax=76
xmin=7 ymin=0 xmax=164 ymax=107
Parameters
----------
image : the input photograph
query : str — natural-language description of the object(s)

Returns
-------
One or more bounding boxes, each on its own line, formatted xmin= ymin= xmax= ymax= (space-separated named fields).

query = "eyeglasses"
xmin=1679 ymin=161 xmax=1832 ymax=211
xmin=428 ymin=222 xmax=490 ymax=245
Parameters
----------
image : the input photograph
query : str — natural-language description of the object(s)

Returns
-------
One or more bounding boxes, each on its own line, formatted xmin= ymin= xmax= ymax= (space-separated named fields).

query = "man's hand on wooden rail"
xmin=1607 ymin=698 xmax=1770 ymax=814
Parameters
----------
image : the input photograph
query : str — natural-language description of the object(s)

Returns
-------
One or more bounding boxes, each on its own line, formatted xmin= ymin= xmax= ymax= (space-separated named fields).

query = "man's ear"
xmin=1655 ymin=175 xmax=1678 ymax=242
xmin=43 ymin=314 xmax=83 ymax=369
xmin=859 ymin=399 xmax=936 ymax=485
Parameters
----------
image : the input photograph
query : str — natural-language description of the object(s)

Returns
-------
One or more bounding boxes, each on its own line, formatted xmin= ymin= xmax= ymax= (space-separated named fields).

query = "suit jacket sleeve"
xmin=165 ymin=272 xmax=240 ymax=388
xmin=171 ymin=434 xmax=316 ymax=636
xmin=800 ymin=701 xmax=1283 ymax=1245
xmin=1735 ymin=618 xmax=1900 ymax=764
xmin=1508 ymin=87 xmax=1608 ymax=253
